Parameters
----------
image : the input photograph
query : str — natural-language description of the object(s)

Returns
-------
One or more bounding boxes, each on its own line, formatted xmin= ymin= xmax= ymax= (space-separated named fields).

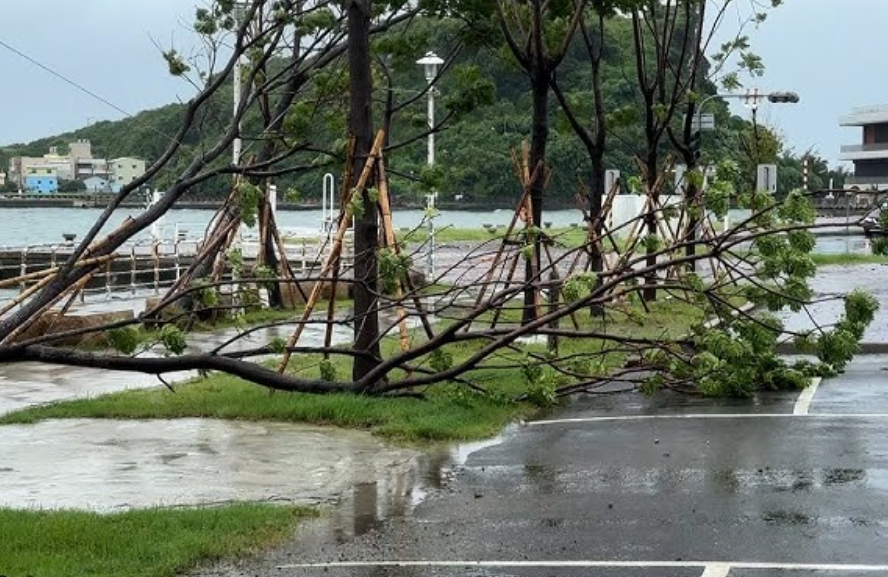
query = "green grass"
xmin=399 ymin=225 xmax=590 ymax=247
xmin=0 ymin=503 xmax=313 ymax=577
xmin=811 ymin=253 xmax=888 ymax=266
xmin=0 ymin=293 xmax=712 ymax=439
xmin=0 ymin=373 xmax=530 ymax=442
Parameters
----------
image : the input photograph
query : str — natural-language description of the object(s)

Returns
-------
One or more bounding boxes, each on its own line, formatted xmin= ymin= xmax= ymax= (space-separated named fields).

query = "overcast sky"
xmin=0 ymin=1 xmax=883 ymax=167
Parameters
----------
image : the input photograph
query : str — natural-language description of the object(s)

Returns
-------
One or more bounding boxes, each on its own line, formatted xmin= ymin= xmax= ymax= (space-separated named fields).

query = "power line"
xmin=0 ymin=37 xmax=133 ymax=120
xmin=0 ymin=36 xmax=194 ymax=161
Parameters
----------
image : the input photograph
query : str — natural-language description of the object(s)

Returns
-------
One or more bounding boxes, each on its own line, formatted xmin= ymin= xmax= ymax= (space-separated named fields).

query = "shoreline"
xmin=0 ymin=196 xmax=574 ymax=212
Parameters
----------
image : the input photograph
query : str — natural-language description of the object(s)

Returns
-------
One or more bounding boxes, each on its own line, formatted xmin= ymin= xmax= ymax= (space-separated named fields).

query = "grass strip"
xmin=0 ymin=503 xmax=313 ymax=577
xmin=0 ymin=297 xmax=710 ymax=439
xmin=811 ymin=253 xmax=888 ymax=266
xmin=0 ymin=374 xmax=530 ymax=442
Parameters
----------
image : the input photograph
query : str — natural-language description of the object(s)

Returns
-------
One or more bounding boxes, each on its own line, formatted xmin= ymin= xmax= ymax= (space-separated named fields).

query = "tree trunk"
xmin=588 ymin=159 xmax=605 ymax=316
xmin=348 ymin=0 xmax=382 ymax=384
xmin=643 ymin=149 xmax=659 ymax=303
xmin=523 ymin=68 xmax=549 ymax=325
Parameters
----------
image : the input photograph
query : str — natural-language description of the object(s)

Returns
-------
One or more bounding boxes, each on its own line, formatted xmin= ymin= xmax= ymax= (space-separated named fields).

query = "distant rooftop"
xmin=840 ymin=105 xmax=888 ymax=126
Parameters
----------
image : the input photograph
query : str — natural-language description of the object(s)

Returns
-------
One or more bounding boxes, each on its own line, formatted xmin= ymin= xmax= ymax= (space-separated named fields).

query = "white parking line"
xmin=278 ymin=559 xmax=888 ymax=572
xmin=526 ymin=412 xmax=888 ymax=427
xmin=700 ymin=563 xmax=731 ymax=577
xmin=793 ymin=377 xmax=823 ymax=415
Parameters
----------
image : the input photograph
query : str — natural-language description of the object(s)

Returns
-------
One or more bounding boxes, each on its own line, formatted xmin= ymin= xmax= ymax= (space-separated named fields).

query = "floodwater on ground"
xmin=780 ymin=262 xmax=888 ymax=343
xmin=0 ymin=419 xmax=419 ymax=511
xmin=0 ymin=418 xmax=508 ymax=514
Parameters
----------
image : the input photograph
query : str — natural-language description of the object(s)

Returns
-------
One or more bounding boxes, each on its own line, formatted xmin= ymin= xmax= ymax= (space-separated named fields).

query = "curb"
xmin=776 ymin=342 xmax=888 ymax=355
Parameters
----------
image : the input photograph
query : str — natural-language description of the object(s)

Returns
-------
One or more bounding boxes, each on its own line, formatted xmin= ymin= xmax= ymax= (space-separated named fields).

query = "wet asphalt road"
xmin=194 ymin=356 xmax=888 ymax=577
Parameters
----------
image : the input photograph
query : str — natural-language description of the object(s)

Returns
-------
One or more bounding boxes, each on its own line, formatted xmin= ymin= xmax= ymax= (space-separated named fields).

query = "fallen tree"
xmin=0 ymin=1 xmax=877 ymax=401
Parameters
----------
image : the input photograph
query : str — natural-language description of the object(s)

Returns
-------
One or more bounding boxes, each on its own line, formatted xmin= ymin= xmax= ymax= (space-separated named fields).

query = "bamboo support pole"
xmin=464 ymin=189 xmax=529 ymax=332
xmin=0 ymin=253 xmax=117 ymax=289
xmin=0 ymin=274 xmax=55 ymax=318
xmin=277 ymin=131 xmax=386 ymax=372
xmin=1 ymin=271 xmax=95 ymax=345
xmin=376 ymin=159 xmax=411 ymax=352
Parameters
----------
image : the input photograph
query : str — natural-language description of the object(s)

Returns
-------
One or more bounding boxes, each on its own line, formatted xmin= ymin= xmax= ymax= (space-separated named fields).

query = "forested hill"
xmin=0 ymin=15 xmax=835 ymax=203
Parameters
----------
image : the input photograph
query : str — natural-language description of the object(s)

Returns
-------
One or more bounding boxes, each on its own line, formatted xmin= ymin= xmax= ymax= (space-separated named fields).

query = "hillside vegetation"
xmin=0 ymin=15 xmax=838 ymax=204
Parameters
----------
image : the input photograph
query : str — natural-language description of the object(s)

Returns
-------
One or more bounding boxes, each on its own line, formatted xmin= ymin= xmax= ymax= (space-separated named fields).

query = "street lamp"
xmin=694 ymin=89 xmax=800 ymax=148
xmin=685 ymin=89 xmax=799 ymax=269
xmin=416 ymin=51 xmax=444 ymax=280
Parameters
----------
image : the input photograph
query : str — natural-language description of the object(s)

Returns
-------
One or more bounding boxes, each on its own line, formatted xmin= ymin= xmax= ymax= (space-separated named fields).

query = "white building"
xmin=109 ymin=157 xmax=147 ymax=191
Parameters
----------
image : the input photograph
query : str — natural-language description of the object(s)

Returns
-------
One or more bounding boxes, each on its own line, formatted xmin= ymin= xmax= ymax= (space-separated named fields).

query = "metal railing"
xmin=0 ymin=222 xmax=355 ymax=309
xmin=840 ymin=143 xmax=888 ymax=154
xmin=0 ymin=238 xmax=196 ymax=308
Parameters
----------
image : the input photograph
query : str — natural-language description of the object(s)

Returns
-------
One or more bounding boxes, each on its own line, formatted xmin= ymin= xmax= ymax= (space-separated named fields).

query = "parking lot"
xmin=202 ymin=355 xmax=888 ymax=577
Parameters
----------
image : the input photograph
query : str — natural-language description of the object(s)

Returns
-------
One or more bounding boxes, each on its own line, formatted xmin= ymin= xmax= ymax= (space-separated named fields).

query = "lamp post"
xmin=416 ymin=51 xmax=444 ymax=280
xmin=685 ymin=89 xmax=800 ymax=269
xmin=693 ymin=89 xmax=800 ymax=152
xmin=232 ymin=2 xmax=248 ymax=169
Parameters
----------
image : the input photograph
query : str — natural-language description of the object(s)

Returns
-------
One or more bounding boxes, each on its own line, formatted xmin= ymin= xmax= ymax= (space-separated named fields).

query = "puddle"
xmin=0 ymin=419 xmax=419 ymax=512
xmin=297 ymin=429 xmax=512 ymax=544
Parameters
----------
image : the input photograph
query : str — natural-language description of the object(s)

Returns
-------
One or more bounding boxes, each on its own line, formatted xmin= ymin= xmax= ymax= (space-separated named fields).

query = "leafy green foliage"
xmin=377 ymin=248 xmax=412 ymax=293
xmin=227 ymin=248 xmax=244 ymax=276
xmin=162 ymin=49 xmax=190 ymax=76
xmin=443 ymin=64 xmax=496 ymax=119
xmin=106 ymin=326 xmax=141 ymax=355
xmin=562 ymin=272 xmax=598 ymax=304
xmin=522 ymin=359 xmax=558 ymax=408
xmin=160 ymin=325 xmax=188 ymax=356
xmin=872 ymin=208 xmax=888 ymax=256
xmin=268 ymin=337 xmax=287 ymax=355
xmin=237 ymin=182 xmax=263 ymax=227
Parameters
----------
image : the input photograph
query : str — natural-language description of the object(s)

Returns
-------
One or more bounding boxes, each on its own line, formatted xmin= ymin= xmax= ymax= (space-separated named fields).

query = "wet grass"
xmin=0 ymin=297 xmax=704 ymax=440
xmin=399 ymin=225 xmax=590 ymax=247
xmin=0 ymin=372 xmax=530 ymax=442
xmin=811 ymin=253 xmax=888 ymax=266
xmin=0 ymin=503 xmax=313 ymax=577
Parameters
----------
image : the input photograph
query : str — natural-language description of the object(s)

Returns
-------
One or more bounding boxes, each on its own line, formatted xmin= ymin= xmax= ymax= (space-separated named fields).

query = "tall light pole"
xmin=693 ymin=89 xmax=800 ymax=152
xmin=417 ymin=51 xmax=443 ymax=280
xmin=685 ymin=89 xmax=800 ymax=270
xmin=232 ymin=2 xmax=248 ymax=169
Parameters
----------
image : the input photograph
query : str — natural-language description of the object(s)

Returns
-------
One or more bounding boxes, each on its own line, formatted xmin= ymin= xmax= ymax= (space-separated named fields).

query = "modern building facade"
xmin=840 ymin=105 xmax=888 ymax=190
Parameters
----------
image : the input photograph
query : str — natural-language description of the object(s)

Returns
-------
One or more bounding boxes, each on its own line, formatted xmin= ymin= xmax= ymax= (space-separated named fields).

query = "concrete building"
xmin=75 ymin=158 xmax=110 ymax=180
xmin=9 ymin=148 xmax=73 ymax=186
xmin=24 ymin=167 xmax=59 ymax=194
xmin=9 ymin=141 xmax=146 ymax=194
xmin=840 ymin=105 xmax=888 ymax=190
xmin=109 ymin=157 xmax=146 ymax=191
xmin=68 ymin=139 xmax=92 ymax=162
